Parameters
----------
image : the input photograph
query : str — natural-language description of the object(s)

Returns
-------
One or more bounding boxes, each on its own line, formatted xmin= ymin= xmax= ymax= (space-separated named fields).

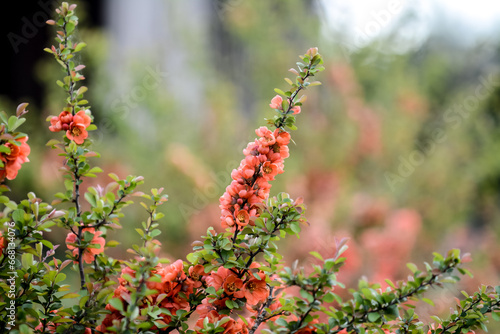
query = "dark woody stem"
xmin=275 ymin=70 xmax=312 ymax=129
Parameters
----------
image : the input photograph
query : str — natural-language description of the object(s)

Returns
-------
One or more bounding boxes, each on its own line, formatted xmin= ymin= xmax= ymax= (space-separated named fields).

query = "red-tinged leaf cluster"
xmin=98 ymin=259 xmax=188 ymax=331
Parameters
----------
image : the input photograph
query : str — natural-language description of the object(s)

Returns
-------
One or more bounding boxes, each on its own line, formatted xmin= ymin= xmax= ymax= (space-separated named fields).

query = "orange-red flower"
xmin=260 ymin=161 xmax=278 ymax=181
xmin=223 ymin=275 xmax=245 ymax=298
xmin=243 ymin=274 xmax=268 ymax=305
xmin=206 ymin=266 xmax=233 ymax=291
xmin=291 ymin=105 xmax=301 ymax=114
xmin=101 ymin=259 xmax=190 ymax=332
xmin=49 ymin=111 xmax=73 ymax=132
xmin=0 ymin=136 xmax=31 ymax=181
xmin=269 ymin=95 xmax=283 ymax=109
xmin=0 ymin=231 xmax=4 ymax=254
xmin=187 ymin=264 xmax=207 ymax=288
xmin=48 ymin=109 xmax=92 ymax=144
xmin=66 ymin=110 xmax=92 ymax=144
xmin=256 ymin=126 xmax=276 ymax=147
xmin=235 ymin=209 xmax=250 ymax=227
xmin=65 ymin=227 xmax=105 ymax=264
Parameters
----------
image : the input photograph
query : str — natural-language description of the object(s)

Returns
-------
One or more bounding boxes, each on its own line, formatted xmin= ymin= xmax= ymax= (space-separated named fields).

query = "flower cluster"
xmin=219 ymin=125 xmax=291 ymax=230
xmin=194 ymin=264 xmax=271 ymax=333
xmin=65 ymin=227 xmax=105 ymax=264
xmin=48 ymin=109 xmax=92 ymax=144
xmin=0 ymin=136 xmax=30 ymax=182
xmin=98 ymin=259 xmax=192 ymax=332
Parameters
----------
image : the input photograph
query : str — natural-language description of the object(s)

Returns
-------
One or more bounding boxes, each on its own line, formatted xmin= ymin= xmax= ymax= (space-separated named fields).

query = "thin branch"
xmin=249 ymin=285 xmax=276 ymax=334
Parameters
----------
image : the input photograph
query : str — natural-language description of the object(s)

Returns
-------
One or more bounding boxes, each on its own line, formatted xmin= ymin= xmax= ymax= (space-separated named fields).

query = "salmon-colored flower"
xmin=260 ymin=161 xmax=278 ymax=181
xmin=196 ymin=298 xmax=218 ymax=318
xmin=0 ymin=231 xmax=4 ymax=254
xmin=206 ymin=266 xmax=233 ymax=291
xmin=244 ymin=275 xmax=268 ymax=305
xmin=49 ymin=111 xmax=73 ymax=132
xmin=256 ymin=126 xmax=276 ymax=147
xmin=0 ymin=136 xmax=31 ymax=181
xmin=269 ymin=95 xmax=283 ymax=109
xmin=235 ymin=209 xmax=250 ymax=227
xmin=66 ymin=110 xmax=92 ymax=144
xmin=48 ymin=109 xmax=92 ymax=144
xmin=187 ymin=264 xmax=207 ymax=288
xmin=233 ymin=318 xmax=250 ymax=334
xmin=96 ymin=307 xmax=124 ymax=333
xmin=65 ymin=227 xmax=105 ymax=264
xmin=291 ymin=105 xmax=301 ymax=114
xmin=223 ymin=275 xmax=245 ymax=298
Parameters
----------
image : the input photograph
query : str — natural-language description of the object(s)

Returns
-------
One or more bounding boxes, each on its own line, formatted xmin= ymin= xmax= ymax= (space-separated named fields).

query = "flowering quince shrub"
xmin=0 ymin=3 xmax=499 ymax=334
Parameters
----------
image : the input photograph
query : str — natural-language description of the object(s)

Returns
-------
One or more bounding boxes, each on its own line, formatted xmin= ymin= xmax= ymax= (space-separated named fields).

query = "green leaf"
xmin=407 ymin=262 xmax=419 ymax=273
xmin=86 ymin=124 xmax=97 ymax=131
xmin=46 ymin=139 xmax=61 ymax=147
xmin=88 ymin=167 xmax=103 ymax=174
xmin=106 ymin=240 xmax=120 ymax=247
xmin=109 ymin=298 xmax=124 ymax=311
xmin=225 ymin=299 xmax=234 ymax=309
xmin=7 ymin=116 xmax=26 ymax=132
xmin=422 ymin=298 xmax=435 ymax=306
xmin=19 ymin=324 xmax=31 ymax=334
xmin=85 ymin=192 xmax=96 ymax=206
xmin=61 ymin=292 xmax=81 ymax=300
xmin=0 ymin=145 xmax=10 ymax=154
xmin=74 ymin=42 xmax=87 ymax=52
xmin=323 ymin=291 xmax=336 ymax=303
xmin=308 ymin=81 xmax=322 ymax=87
xmin=367 ymin=312 xmax=381 ymax=322
xmin=54 ymin=273 xmax=67 ymax=284
xmin=309 ymin=251 xmax=323 ymax=261
xmin=430 ymin=316 xmax=441 ymax=324
xmin=40 ymin=239 xmax=54 ymax=249
xmin=186 ymin=252 xmax=198 ymax=264
xmin=385 ymin=279 xmax=396 ymax=289
xmin=299 ymin=289 xmax=314 ymax=303
xmin=274 ymin=88 xmax=287 ymax=96
xmin=66 ymin=21 xmax=76 ymax=34
xmin=22 ymin=253 xmax=33 ymax=268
